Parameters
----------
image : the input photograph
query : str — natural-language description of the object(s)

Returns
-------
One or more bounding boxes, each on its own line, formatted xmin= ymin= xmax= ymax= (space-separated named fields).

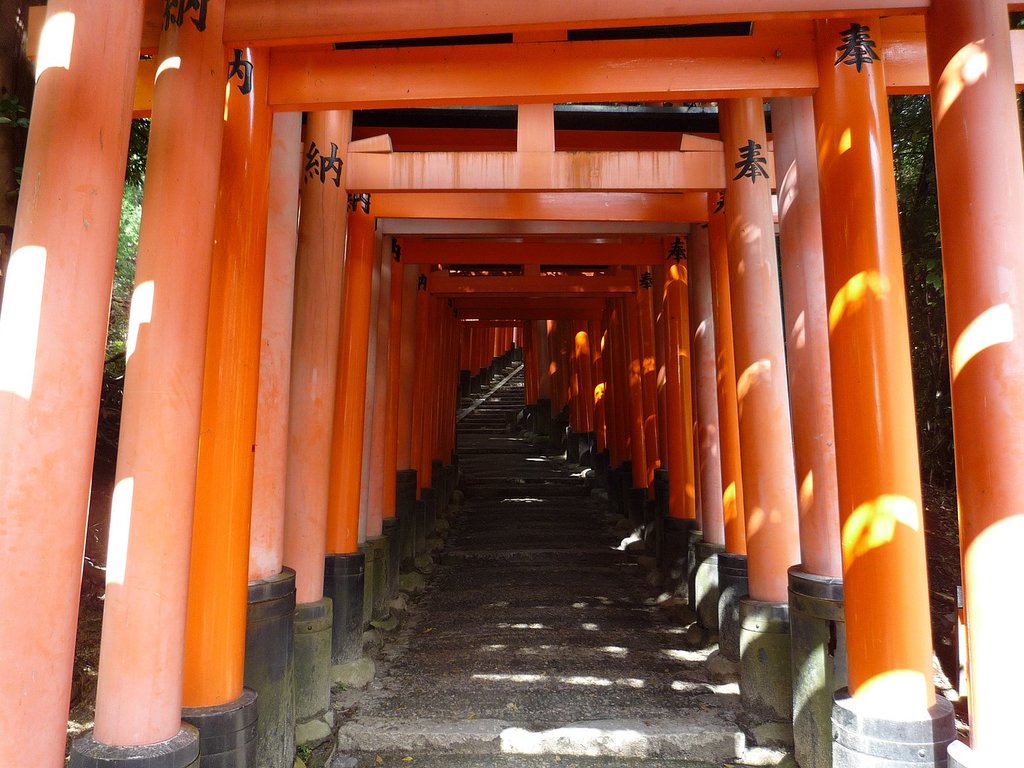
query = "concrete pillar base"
xmin=443 ymin=465 xmax=457 ymax=511
xmin=653 ymin=469 xmax=670 ymax=564
xmin=71 ymin=727 xmax=200 ymax=768
xmin=396 ymin=470 xmax=418 ymax=570
xmin=244 ymin=568 xmax=296 ymax=768
xmin=323 ymin=553 xmax=365 ymax=664
xmin=694 ymin=542 xmax=724 ymax=630
xmin=566 ymin=431 xmax=582 ymax=464
xmin=627 ymin=487 xmax=647 ymax=528
xmin=718 ymin=552 xmax=749 ymax=662
xmin=789 ymin=566 xmax=847 ymax=768
xmin=739 ymin=599 xmax=793 ymax=742
xmin=421 ymin=488 xmax=438 ymax=539
xmin=431 ymin=459 xmax=445 ymax=512
xmin=459 ymin=369 xmax=471 ymax=399
xmin=832 ymin=689 xmax=955 ymax=768
xmin=381 ymin=518 xmax=401 ymax=600
xmin=685 ymin=527 xmax=705 ymax=608
xmin=362 ymin=536 xmax=390 ymax=624
xmin=293 ymin=599 xmax=333 ymax=726
xmin=469 ymin=375 xmax=481 ymax=394
xmin=413 ymin=498 xmax=429 ymax=558
xmin=181 ymin=689 xmax=258 ymax=768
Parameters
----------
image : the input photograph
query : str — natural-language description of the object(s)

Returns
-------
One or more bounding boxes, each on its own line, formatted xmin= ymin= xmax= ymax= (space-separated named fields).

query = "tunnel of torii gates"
xmin=2 ymin=1 xmax=1024 ymax=767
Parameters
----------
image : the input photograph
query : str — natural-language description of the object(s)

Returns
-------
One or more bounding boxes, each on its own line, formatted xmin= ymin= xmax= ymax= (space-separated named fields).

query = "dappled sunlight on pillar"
xmin=154 ymin=55 xmax=181 ymax=82
xmin=34 ymin=11 xmax=74 ymax=81
xmin=104 ymin=477 xmax=134 ymax=586
xmin=842 ymin=494 xmax=920 ymax=562
xmin=950 ymin=302 xmax=1014 ymax=383
xmin=934 ymin=41 xmax=989 ymax=124
xmin=125 ymin=280 xmax=154 ymax=362
xmin=827 ymin=270 xmax=891 ymax=333
xmin=0 ymin=245 xmax=46 ymax=399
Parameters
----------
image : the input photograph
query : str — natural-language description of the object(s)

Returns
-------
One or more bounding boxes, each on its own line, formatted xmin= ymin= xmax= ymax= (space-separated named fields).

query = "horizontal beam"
xmin=383 ymin=219 xmax=692 ymax=236
xmin=351 ymin=127 xmax=693 ymax=152
xmin=225 ymin=0 xmax=925 ymax=47
xmin=457 ymin=307 xmax=605 ymax=321
xmin=268 ymin=23 xmax=818 ymax=109
xmin=372 ymin=193 xmax=707 ymax=223
xmin=428 ymin=272 xmax=636 ymax=297
xmin=400 ymin=239 xmax=664 ymax=266
xmin=454 ymin=296 xmax=608 ymax=321
xmin=347 ymin=150 xmax=735 ymax=192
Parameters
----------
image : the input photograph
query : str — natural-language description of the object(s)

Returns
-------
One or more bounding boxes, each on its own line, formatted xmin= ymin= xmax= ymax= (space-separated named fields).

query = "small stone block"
xmin=400 ymin=572 xmax=426 ymax=594
xmin=332 ymin=656 xmax=376 ymax=689
xmin=371 ymin=614 xmax=400 ymax=632
xmin=294 ymin=717 xmax=332 ymax=748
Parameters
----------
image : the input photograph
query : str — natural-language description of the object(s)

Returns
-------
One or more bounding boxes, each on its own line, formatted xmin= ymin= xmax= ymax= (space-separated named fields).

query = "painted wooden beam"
xmin=427 ymin=271 xmax=636 ymax=297
xmin=400 ymin=239 xmax=664 ymax=266
xmin=382 ymin=218 xmax=692 ymax=236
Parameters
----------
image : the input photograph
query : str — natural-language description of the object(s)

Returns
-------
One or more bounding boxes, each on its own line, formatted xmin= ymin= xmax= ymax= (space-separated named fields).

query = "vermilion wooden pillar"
xmin=666 ymin=261 xmax=697 ymax=520
xmin=327 ymin=204 xmax=376 ymax=556
xmin=396 ymin=265 xmax=420 ymax=473
xmin=720 ymin=98 xmax=801 ymax=603
xmin=88 ymin=0 xmax=228 ymax=755
xmin=250 ymin=111 xmax=302 ymax=584
xmin=282 ymin=111 xmax=351 ymax=604
xmin=382 ymin=240 xmax=406 ymax=523
xmin=590 ymin=321 xmax=608 ymax=457
xmin=653 ymin=265 xmax=670 ymax=477
xmin=774 ymin=96 xmax=842 ymax=579
xmin=708 ymin=198 xmax=746 ymax=556
xmin=0 ymin=3 xmax=143 ymax=765
xmin=183 ymin=43 xmax=273 ymax=719
xmin=926 ymin=2 xmax=1024 ymax=762
xmin=637 ymin=271 xmax=662 ymax=492
xmin=687 ymin=226 xmax=724 ymax=545
xmin=409 ymin=276 xmax=430 ymax=491
xmin=622 ymin=296 xmax=649 ymax=491
xmin=815 ymin=17 xmax=952 ymax=758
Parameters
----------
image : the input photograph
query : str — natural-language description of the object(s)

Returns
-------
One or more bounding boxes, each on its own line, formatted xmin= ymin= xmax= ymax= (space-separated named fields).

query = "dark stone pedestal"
xmin=323 ymin=552 xmax=364 ymax=664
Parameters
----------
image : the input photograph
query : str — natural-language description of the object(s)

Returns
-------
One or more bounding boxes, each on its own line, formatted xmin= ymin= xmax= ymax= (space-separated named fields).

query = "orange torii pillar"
xmin=567 ymin=325 xmax=596 ymax=465
xmin=282 ymin=110 xmax=351 ymax=745
xmin=927 ymin=5 xmax=1024 ymax=763
xmin=408 ymin=275 xmax=431 ymax=555
xmin=181 ymin=45 xmax=274 ymax=765
xmin=708 ymin=194 xmax=748 ymax=662
xmin=359 ymin=227 xmax=391 ymax=629
xmin=637 ymin=270 xmax=663 ymax=496
xmin=605 ymin=301 xmax=633 ymax=520
xmin=523 ymin=321 xmax=540 ymax=414
xmin=773 ymin=96 xmax=845 ymax=768
xmin=459 ymin=325 xmax=473 ymax=398
xmin=622 ymin=290 xmax=652 ymax=530
xmin=688 ymin=224 xmax=727 ymax=631
xmin=590 ymin=320 xmax=610 ymax=485
xmin=814 ymin=18 xmax=954 ymax=765
xmin=653 ymin=265 xmax=670 ymax=500
xmin=0 ymin=3 xmax=142 ymax=765
xmin=720 ymin=97 xmax=802 ymax=729
xmin=379 ymin=238 xmax=406 ymax=606
xmin=70 ymin=3 xmax=226 ymax=766
xmin=545 ymin=319 xmax=567 ymax=442
xmin=660 ymin=257 xmax=699 ymax=577
xmin=247 ymin=111 xmax=302 ymax=768
xmin=416 ymin=296 xmax=443 ymax=540
xmin=395 ymin=264 xmax=422 ymax=570
xmin=533 ymin=319 xmax=553 ymax=434
xmin=324 ymin=199 xmax=375 ymax=675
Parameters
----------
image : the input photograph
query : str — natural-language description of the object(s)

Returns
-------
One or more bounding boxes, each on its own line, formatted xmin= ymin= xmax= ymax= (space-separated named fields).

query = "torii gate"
xmin=1 ymin=3 xmax=1021 ymax=768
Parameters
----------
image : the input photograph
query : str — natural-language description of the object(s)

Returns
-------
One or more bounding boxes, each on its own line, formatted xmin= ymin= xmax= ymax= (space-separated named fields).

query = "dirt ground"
xmin=64 ymin=459 xmax=967 ymax=762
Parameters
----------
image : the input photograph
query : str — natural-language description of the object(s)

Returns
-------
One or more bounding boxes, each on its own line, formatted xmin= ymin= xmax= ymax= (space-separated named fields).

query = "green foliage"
xmin=889 ymin=94 xmax=954 ymax=487
xmin=0 ymin=95 xmax=29 ymax=128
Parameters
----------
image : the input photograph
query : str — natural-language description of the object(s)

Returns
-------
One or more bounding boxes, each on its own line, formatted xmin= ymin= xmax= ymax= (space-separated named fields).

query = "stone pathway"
xmin=331 ymin=366 xmax=787 ymax=768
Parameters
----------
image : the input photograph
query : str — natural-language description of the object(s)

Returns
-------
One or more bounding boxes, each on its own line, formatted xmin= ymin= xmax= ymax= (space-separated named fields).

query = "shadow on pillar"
xmin=323 ymin=552 xmax=364 ymax=665
xmin=71 ymin=727 xmax=200 ymax=768
xmin=181 ymin=688 xmax=258 ymax=768
xmin=244 ymin=568 xmax=296 ymax=768
xmin=694 ymin=542 xmax=724 ymax=630
xmin=396 ymin=470 xmax=418 ymax=571
xmin=789 ymin=566 xmax=846 ymax=768
xmin=717 ymin=552 xmax=749 ymax=663
xmin=738 ymin=599 xmax=793 ymax=746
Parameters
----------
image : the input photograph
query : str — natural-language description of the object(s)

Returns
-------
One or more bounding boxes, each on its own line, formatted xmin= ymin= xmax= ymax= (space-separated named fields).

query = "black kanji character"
xmin=733 ymin=139 xmax=770 ymax=184
xmin=835 ymin=23 xmax=880 ymax=73
xmin=227 ymin=49 xmax=253 ymax=96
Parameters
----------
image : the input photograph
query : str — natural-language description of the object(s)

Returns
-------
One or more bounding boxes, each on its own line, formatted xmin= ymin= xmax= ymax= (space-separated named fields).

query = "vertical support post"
xmin=381 ymin=237 xmax=406 ymax=600
xmin=720 ymin=97 xmax=801 ymax=729
xmin=282 ymin=110 xmax=351 ymax=745
xmin=637 ymin=268 xmax=662 ymax=493
xmin=181 ymin=43 xmax=274 ymax=766
xmin=1 ymin=3 xmax=143 ymax=765
xmin=773 ymin=95 xmax=846 ymax=768
xmin=247 ymin=110 xmax=302 ymax=768
xmin=815 ymin=16 xmax=953 ymax=763
xmin=82 ymin=0 xmax=228 ymax=761
xmin=926 ymin=7 xmax=1024 ymax=758
xmin=688 ymin=223 xmax=726 ymax=631
xmin=324 ymin=200 xmax=375 ymax=668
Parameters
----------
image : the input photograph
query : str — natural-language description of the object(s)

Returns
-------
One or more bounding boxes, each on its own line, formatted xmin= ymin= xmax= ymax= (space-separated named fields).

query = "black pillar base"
xmin=566 ymin=431 xmax=581 ymax=463
xmin=594 ymin=449 xmax=610 ymax=488
xmin=685 ymin=526 xmax=704 ymax=609
xmin=459 ymin=369 xmax=472 ymax=399
xmin=607 ymin=466 xmax=623 ymax=517
xmin=181 ymin=689 xmax=258 ymax=768
xmin=694 ymin=542 xmax=724 ymax=630
xmin=469 ymin=375 xmax=481 ymax=394
xmin=382 ymin=517 xmax=401 ymax=600
xmin=718 ymin=552 xmax=749 ymax=662
xmin=534 ymin=398 xmax=552 ymax=436
xmin=431 ymin=459 xmax=445 ymax=512
xmin=71 ymin=727 xmax=200 ymax=768
xmin=420 ymin=488 xmax=437 ymax=541
xmin=323 ymin=552 xmax=365 ymax=664
xmin=292 ymin=598 xmax=333 ymax=738
xmin=661 ymin=515 xmax=697 ymax=574
xmin=362 ymin=536 xmax=390 ymax=624
xmin=832 ymin=689 xmax=954 ymax=768
xmin=244 ymin=568 xmax=296 ymax=768
xmin=628 ymin=487 xmax=647 ymax=528
xmin=578 ymin=432 xmax=596 ymax=466
xmin=652 ymin=468 xmax=670 ymax=558
xmin=414 ymin=498 xmax=429 ymax=557
xmin=396 ymin=470 xmax=418 ymax=569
